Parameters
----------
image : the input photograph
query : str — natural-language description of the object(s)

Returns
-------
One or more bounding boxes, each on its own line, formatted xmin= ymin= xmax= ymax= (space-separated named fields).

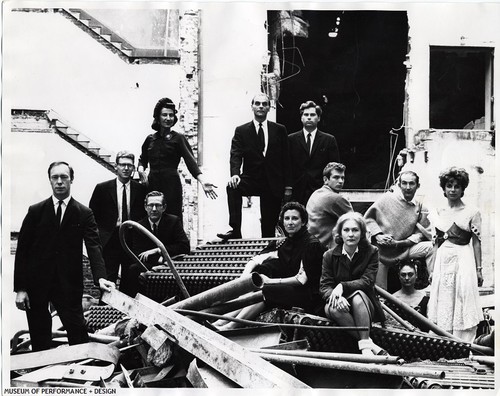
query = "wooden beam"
xmin=10 ymin=342 xmax=120 ymax=371
xmin=102 ymin=289 xmax=310 ymax=388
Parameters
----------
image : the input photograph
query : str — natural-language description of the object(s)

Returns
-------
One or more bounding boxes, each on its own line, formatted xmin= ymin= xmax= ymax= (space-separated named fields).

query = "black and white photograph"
xmin=2 ymin=0 xmax=498 ymax=392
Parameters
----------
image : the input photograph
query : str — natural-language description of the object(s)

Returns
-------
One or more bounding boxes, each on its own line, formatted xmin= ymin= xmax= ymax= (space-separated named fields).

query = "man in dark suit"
xmin=121 ymin=191 xmax=190 ymax=297
xmin=89 ymin=151 xmax=147 ymax=290
xmin=288 ymin=100 xmax=340 ymax=205
xmin=14 ymin=161 xmax=114 ymax=351
xmin=217 ymin=93 xmax=292 ymax=239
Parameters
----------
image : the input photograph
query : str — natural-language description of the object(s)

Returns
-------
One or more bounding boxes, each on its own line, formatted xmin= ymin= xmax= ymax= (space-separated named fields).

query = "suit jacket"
xmin=89 ymin=179 xmax=147 ymax=247
xmin=230 ymin=120 xmax=292 ymax=197
xmin=131 ymin=214 xmax=190 ymax=269
xmin=14 ymin=197 xmax=106 ymax=294
xmin=288 ymin=130 xmax=340 ymax=204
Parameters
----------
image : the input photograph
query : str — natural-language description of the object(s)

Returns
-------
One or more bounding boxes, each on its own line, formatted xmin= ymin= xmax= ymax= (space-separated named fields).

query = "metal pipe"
xmin=375 ymin=285 xmax=461 ymax=341
xmin=120 ymin=220 xmax=190 ymax=298
xmin=201 ymin=291 xmax=264 ymax=314
xmin=255 ymin=352 xmax=445 ymax=379
xmin=170 ymin=272 xmax=264 ymax=311
xmin=174 ymin=309 xmax=369 ymax=332
xmin=248 ymin=348 xmax=401 ymax=364
xmin=51 ymin=330 xmax=120 ymax=344
xmin=162 ymin=295 xmax=180 ymax=306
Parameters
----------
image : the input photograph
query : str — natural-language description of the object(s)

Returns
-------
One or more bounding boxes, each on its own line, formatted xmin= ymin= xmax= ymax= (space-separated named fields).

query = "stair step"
xmin=121 ymin=48 xmax=133 ymax=57
xmin=78 ymin=140 xmax=90 ymax=148
xmin=66 ymin=133 xmax=79 ymax=140
xmin=111 ymin=41 xmax=123 ymax=50
xmin=91 ymin=27 xmax=102 ymax=35
xmin=88 ymin=147 xmax=100 ymax=155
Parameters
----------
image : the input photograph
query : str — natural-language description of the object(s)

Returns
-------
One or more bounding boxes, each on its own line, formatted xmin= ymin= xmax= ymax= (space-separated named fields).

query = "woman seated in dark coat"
xmin=215 ymin=202 xmax=325 ymax=330
xmin=320 ymin=212 xmax=386 ymax=355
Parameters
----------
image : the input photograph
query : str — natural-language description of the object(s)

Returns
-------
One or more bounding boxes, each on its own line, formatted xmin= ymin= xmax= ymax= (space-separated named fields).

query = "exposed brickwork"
xmin=82 ymin=255 xmax=102 ymax=299
xmin=178 ymin=10 xmax=201 ymax=247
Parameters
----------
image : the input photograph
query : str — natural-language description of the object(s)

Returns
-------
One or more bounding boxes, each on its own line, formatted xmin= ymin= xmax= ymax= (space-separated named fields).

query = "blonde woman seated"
xmin=320 ymin=212 xmax=386 ymax=355
xmin=215 ymin=202 xmax=325 ymax=330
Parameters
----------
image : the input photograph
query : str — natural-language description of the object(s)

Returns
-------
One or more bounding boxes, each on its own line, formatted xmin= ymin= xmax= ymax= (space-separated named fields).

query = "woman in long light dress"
xmin=428 ymin=167 xmax=483 ymax=343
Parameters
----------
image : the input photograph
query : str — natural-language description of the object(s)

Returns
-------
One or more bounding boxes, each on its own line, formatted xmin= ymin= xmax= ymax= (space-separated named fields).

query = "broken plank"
xmin=102 ymin=288 xmax=310 ymax=388
xmin=10 ymin=342 xmax=120 ymax=371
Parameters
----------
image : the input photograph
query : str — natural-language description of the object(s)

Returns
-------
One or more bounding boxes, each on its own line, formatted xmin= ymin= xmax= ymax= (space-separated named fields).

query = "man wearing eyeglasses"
xmin=14 ymin=161 xmax=114 ymax=351
xmin=122 ymin=191 xmax=190 ymax=297
xmin=217 ymin=93 xmax=292 ymax=239
xmin=89 ymin=151 xmax=146 ymax=289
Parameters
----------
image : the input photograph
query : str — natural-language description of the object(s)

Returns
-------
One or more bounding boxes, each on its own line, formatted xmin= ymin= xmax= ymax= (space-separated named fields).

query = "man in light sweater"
xmin=364 ymin=170 xmax=434 ymax=291
xmin=306 ymin=162 xmax=353 ymax=249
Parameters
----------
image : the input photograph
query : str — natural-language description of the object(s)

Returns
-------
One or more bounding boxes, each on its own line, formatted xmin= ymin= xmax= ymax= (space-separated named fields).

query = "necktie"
xmin=306 ymin=133 xmax=312 ymax=155
xmin=56 ymin=200 xmax=63 ymax=226
xmin=257 ymin=123 xmax=265 ymax=153
xmin=121 ymin=184 xmax=128 ymax=223
xmin=152 ymin=223 xmax=158 ymax=235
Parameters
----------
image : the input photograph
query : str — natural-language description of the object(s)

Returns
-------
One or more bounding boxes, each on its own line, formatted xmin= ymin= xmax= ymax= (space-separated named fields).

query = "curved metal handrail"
xmin=119 ymin=220 xmax=190 ymax=299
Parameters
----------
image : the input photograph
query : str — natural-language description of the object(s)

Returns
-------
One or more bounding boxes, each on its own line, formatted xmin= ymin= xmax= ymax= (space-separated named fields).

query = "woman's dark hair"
xmin=333 ymin=212 xmax=367 ymax=245
xmin=152 ymin=97 xmax=178 ymax=131
xmin=397 ymin=260 xmax=418 ymax=275
xmin=439 ymin=166 xmax=469 ymax=191
xmin=279 ymin=201 xmax=308 ymax=225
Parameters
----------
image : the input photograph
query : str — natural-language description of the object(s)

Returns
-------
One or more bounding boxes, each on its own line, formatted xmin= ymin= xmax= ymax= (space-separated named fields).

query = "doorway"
xmin=268 ymin=10 xmax=409 ymax=188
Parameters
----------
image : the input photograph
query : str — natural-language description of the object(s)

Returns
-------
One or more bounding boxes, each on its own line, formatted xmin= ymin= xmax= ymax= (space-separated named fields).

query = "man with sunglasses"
xmin=217 ymin=93 xmax=292 ymax=239
xmin=122 ymin=191 xmax=190 ymax=297
xmin=89 ymin=151 xmax=146 ymax=288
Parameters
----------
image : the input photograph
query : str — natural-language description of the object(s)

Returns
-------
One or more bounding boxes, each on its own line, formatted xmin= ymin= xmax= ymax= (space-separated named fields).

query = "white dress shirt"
xmin=116 ymin=180 xmax=131 ymax=226
xmin=303 ymin=128 xmax=318 ymax=153
xmin=253 ymin=119 xmax=269 ymax=155
xmin=52 ymin=195 xmax=71 ymax=223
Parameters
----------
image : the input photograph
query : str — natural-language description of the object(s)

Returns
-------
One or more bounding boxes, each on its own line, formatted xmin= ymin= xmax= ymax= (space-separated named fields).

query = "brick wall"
xmin=178 ymin=10 xmax=201 ymax=247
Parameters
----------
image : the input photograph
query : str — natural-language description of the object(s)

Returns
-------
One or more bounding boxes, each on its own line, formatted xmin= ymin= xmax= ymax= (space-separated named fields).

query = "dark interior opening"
xmin=269 ymin=10 xmax=409 ymax=189
xmin=430 ymin=47 xmax=488 ymax=129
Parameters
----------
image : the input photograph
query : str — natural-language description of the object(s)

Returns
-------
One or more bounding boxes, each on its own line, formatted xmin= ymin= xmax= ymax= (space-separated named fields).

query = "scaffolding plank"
xmin=102 ymin=289 xmax=310 ymax=388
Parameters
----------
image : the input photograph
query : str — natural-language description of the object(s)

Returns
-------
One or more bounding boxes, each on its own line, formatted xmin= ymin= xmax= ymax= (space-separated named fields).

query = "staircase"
xmin=11 ymin=109 xmax=116 ymax=173
xmin=59 ymin=9 xmax=179 ymax=63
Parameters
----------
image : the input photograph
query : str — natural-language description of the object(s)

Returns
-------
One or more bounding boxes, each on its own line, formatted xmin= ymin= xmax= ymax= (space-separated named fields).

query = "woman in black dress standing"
xmin=138 ymin=98 xmax=217 ymax=220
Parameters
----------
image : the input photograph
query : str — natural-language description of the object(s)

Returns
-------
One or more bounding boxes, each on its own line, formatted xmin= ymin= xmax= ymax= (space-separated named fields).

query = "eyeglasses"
xmin=117 ymin=163 xmax=135 ymax=169
xmin=146 ymin=203 xmax=164 ymax=209
xmin=50 ymin=175 xmax=70 ymax=181
xmin=253 ymin=101 xmax=269 ymax=107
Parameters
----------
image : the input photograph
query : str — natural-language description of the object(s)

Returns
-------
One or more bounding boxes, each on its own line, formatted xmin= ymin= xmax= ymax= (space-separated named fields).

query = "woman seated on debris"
xmin=320 ymin=212 xmax=386 ymax=355
xmin=214 ymin=202 xmax=325 ymax=330
xmin=392 ymin=261 xmax=429 ymax=317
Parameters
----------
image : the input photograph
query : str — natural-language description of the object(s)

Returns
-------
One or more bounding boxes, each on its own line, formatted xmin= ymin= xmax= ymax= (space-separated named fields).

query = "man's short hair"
xmin=116 ymin=151 xmax=135 ymax=164
xmin=398 ymin=170 xmax=420 ymax=185
xmin=299 ymin=100 xmax=322 ymax=117
xmin=48 ymin=161 xmax=74 ymax=181
xmin=145 ymin=191 xmax=166 ymax=206
xmin=251 ymin=92 xmax=270 ymax=105
xmin=323 ymin=162 xmax=346 ymax=178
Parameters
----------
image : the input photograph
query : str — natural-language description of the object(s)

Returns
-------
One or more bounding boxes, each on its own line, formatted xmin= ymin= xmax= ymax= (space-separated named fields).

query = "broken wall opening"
xmin=268 ymin=10 xmax=409 ymax=189
xmin=430 ymin=46 xmax=494 ymax=130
